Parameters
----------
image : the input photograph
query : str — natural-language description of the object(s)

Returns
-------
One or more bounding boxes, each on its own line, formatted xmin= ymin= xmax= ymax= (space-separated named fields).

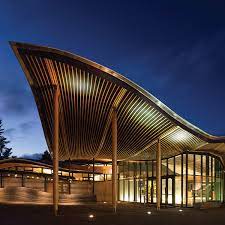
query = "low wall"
xmin=94 ymin=180 xmax=112 ymax=202
xmin=1 ymin=176 xmax=92 ymax=195
xmin=0 ymin=177 xmax=113 ymax=204
xmin=0 ymin=186 xmax=95 ymax=204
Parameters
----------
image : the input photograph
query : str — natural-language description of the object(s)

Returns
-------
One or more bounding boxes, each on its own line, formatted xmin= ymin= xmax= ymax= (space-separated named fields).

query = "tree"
xmin=0 ymin=120 xmax=12 ymax=159
xmin=41 ymin=150 xmax=52 ymax=162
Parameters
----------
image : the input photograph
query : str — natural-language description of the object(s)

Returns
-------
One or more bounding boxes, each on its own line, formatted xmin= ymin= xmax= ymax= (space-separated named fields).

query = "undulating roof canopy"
xmin=11 ymin=42 xmax=225 ymax=161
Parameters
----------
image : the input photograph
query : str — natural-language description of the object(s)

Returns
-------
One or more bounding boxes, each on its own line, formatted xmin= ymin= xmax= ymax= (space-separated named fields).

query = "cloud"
xmin=4 ymin=128 xmax=16 ymax=139
xmin=19 ymin=121 xmax=36 ymax=132
xmin=0 ymin=68 xmax=35 ymax=117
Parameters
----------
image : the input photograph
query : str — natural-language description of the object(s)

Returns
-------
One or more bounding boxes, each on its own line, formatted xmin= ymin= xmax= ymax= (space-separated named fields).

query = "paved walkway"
xmin=0 ymin=202 xmax=225 ymax=225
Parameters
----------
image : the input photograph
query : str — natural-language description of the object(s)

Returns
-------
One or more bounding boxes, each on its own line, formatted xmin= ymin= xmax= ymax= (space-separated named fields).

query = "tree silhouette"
xmin=0 ymin=120 xmax=12 ymax=159
xmin=41 ymin=150 xmax=52 ymax=162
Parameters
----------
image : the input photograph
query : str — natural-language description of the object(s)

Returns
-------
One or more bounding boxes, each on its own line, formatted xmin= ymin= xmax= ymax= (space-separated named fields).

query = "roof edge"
xmin=10 ymin=41 xmax=225 ymax=143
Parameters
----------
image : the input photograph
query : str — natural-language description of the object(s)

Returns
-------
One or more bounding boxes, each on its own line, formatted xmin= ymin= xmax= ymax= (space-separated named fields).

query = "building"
xmin=0 ymin=158 xmax=111 ymax=204
xmin=9 ymin=42 xmax=225 ymax=212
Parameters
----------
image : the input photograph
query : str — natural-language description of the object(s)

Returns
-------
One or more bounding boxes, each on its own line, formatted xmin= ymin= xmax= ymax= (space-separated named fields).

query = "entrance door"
xmin=148 ymin=177 xmax=175 ymax=206
xmin=162 ymin=178 xmax=167 ymax=204
xmin=148 ymin=179 xmax=156 ymax=203
xmin=167 ymin=177 xmax=173 ymax=205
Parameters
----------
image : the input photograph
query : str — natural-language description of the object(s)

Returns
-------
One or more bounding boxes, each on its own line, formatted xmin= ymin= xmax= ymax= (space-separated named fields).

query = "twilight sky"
xmin=0 ymin=0 xmax=225 ymax=157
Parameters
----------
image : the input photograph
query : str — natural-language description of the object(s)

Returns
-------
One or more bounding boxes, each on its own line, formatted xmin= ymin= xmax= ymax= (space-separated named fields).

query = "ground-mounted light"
xmin=147 ymin=211 xmax=152 ymax=215
xmin=179 ymin=209 xmax=183 ymax=212
xmin=89 ymin=214 xmax=94 ymax=219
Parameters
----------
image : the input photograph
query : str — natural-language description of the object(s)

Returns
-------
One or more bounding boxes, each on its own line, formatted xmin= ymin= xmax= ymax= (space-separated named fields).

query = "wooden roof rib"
xmin=10 ymin=42 xmax=225 ymax=161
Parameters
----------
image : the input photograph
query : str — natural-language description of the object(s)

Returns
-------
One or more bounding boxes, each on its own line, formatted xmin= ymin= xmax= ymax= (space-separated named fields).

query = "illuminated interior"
xmin=118 ymin=152 xmax=224 ymax=207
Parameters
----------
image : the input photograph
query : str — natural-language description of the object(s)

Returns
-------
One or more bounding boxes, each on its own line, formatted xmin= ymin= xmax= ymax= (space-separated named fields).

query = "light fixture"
xmin=147 ymin=211 xmax=152 ymax=215
xmin=89 ymin=214 xmax=94 ymax=218
xmin=179 ymin=209 xmax=183 ymax=212
xmin=103 ymin=201 xmax=107 ymax=204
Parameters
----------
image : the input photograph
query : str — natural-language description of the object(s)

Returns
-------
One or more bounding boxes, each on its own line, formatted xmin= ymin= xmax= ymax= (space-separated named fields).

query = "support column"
xmin=156 ymin=138 xmax=161 ymax=210
xmin=21 ymin=174 xmax=24 ymax=187
xmin=0 ymin=173 xmax=3 ymax=188
xmin=68 ymin=159 xmax=71 ymax=194
xmin=112 ymin=107 xmax=117 ymax=213
xmin=44 ymin=177 xmax=47 ymax=192
xmin=53 ymin=86 xmax=59 ymax=216
xmin=92 ymin=158 xmax=95 ymax=195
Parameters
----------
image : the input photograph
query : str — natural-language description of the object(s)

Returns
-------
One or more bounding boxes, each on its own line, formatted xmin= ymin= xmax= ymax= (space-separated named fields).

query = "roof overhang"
xmin=10 ymin=42 xmax=225 ymax=161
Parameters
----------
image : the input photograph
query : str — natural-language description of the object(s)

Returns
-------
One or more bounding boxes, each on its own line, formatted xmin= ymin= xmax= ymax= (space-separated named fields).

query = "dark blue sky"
xmin=1 ymin=0 xmax=225 ymax=157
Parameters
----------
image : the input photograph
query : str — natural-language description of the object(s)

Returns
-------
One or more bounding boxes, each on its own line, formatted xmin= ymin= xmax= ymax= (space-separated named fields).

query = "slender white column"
xmin=53 ymin=86 xmax=59 ymax=216
xmin=112 ymin=107 xmax=117 ymax=213
xmin=156 ymin=138 xmax=161 ymax=210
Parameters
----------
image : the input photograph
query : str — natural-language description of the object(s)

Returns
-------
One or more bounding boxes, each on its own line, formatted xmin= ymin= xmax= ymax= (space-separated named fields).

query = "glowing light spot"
xmin=147 ymin=211 xmax=152 ymax=215
xmin=89 ymin=214 xmax=94 ymax=218
xmin=172 ymin=130 xmax=189 ymax=142
xmin=179 ymin=209 xmax=183 ymax=212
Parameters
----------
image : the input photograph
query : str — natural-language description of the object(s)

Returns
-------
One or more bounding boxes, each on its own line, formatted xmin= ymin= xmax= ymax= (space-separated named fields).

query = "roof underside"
xmin=11 ymin=42 xmax=225 ymax=161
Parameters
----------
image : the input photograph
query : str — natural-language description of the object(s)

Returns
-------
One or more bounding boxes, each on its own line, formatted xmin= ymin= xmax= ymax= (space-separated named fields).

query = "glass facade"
xmin=118 ymin=152 xmax=224 ymax=207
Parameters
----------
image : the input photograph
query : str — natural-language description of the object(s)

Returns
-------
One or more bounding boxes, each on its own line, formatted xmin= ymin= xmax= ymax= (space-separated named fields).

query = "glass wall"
xmin=118 ymin=152 xmax=224 ymax=207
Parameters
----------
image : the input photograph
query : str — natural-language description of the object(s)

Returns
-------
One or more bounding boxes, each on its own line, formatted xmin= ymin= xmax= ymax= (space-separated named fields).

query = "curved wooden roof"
xmin=11 ymin=42 xmax=225 ymax=161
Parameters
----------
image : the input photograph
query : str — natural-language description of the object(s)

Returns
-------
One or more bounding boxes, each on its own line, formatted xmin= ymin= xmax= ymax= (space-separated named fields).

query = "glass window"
xmin=140 ymin=179 xmax=146 ymax=203
xmin=215 ymin=158 xmax=221 ymax=201
xmin=136 ymin=179 xmax=140 ymax=202
xmin=119 ymin=180 xmax=123 ymax=201
xmin=129 ymin=179 xmax=134 ymax=202
xmin=124 ymin=162 xmax=128 ymax=179
xmin=162 ymin=159 xmax=167 ymax=176
xmin=62 ymin=171 xmax=69 ymax=177
xmin=128 ymin=162 xmax=134 ymax=178
xmin=202 ymin=155 xmax=206 ymax=202
xmin=195 ymin=154 xmax=202 ymax=203
xmin=136 ymin=162 xmax=140 ymax=179
xmin=152 ymin=161 xmax=156 ymax=177
xmin=175 ymin=155 xmax=182 ymax=205
xmin=168 ymin=178 xmax=173 ymax=204
xmin=33 ymin=167 xmax=42 ymax=173
xmin=183 ymin=154 xmax=186 ymax=205
xmin=117 ymin=153 xmax=224 ymax=206
xmin=148 ymin=161 xmax=152 ymax=177
xmin=168 ymin=158 xmax=174 ymax=175
xmin=94 ymin=174 xmax=104 ymax=181
xmin=119 ymin=162 xmax=124 ymax=179
xmin=124 ymin=180 xmax=129 ymax=201
xmin=187 ymin=154 xmax=194 ymax=206
xmin=24 ymin=167 xmax=33 ymax=171
xmin=17 ymin=167 xmax=24 ymax=171
xmin=43 ymin=168 xmax=52 ymax=174
xmin=140 ymin=162 xmax=146 ymax=178
xmin=175 ymin=155 xmax=182 ymax=175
